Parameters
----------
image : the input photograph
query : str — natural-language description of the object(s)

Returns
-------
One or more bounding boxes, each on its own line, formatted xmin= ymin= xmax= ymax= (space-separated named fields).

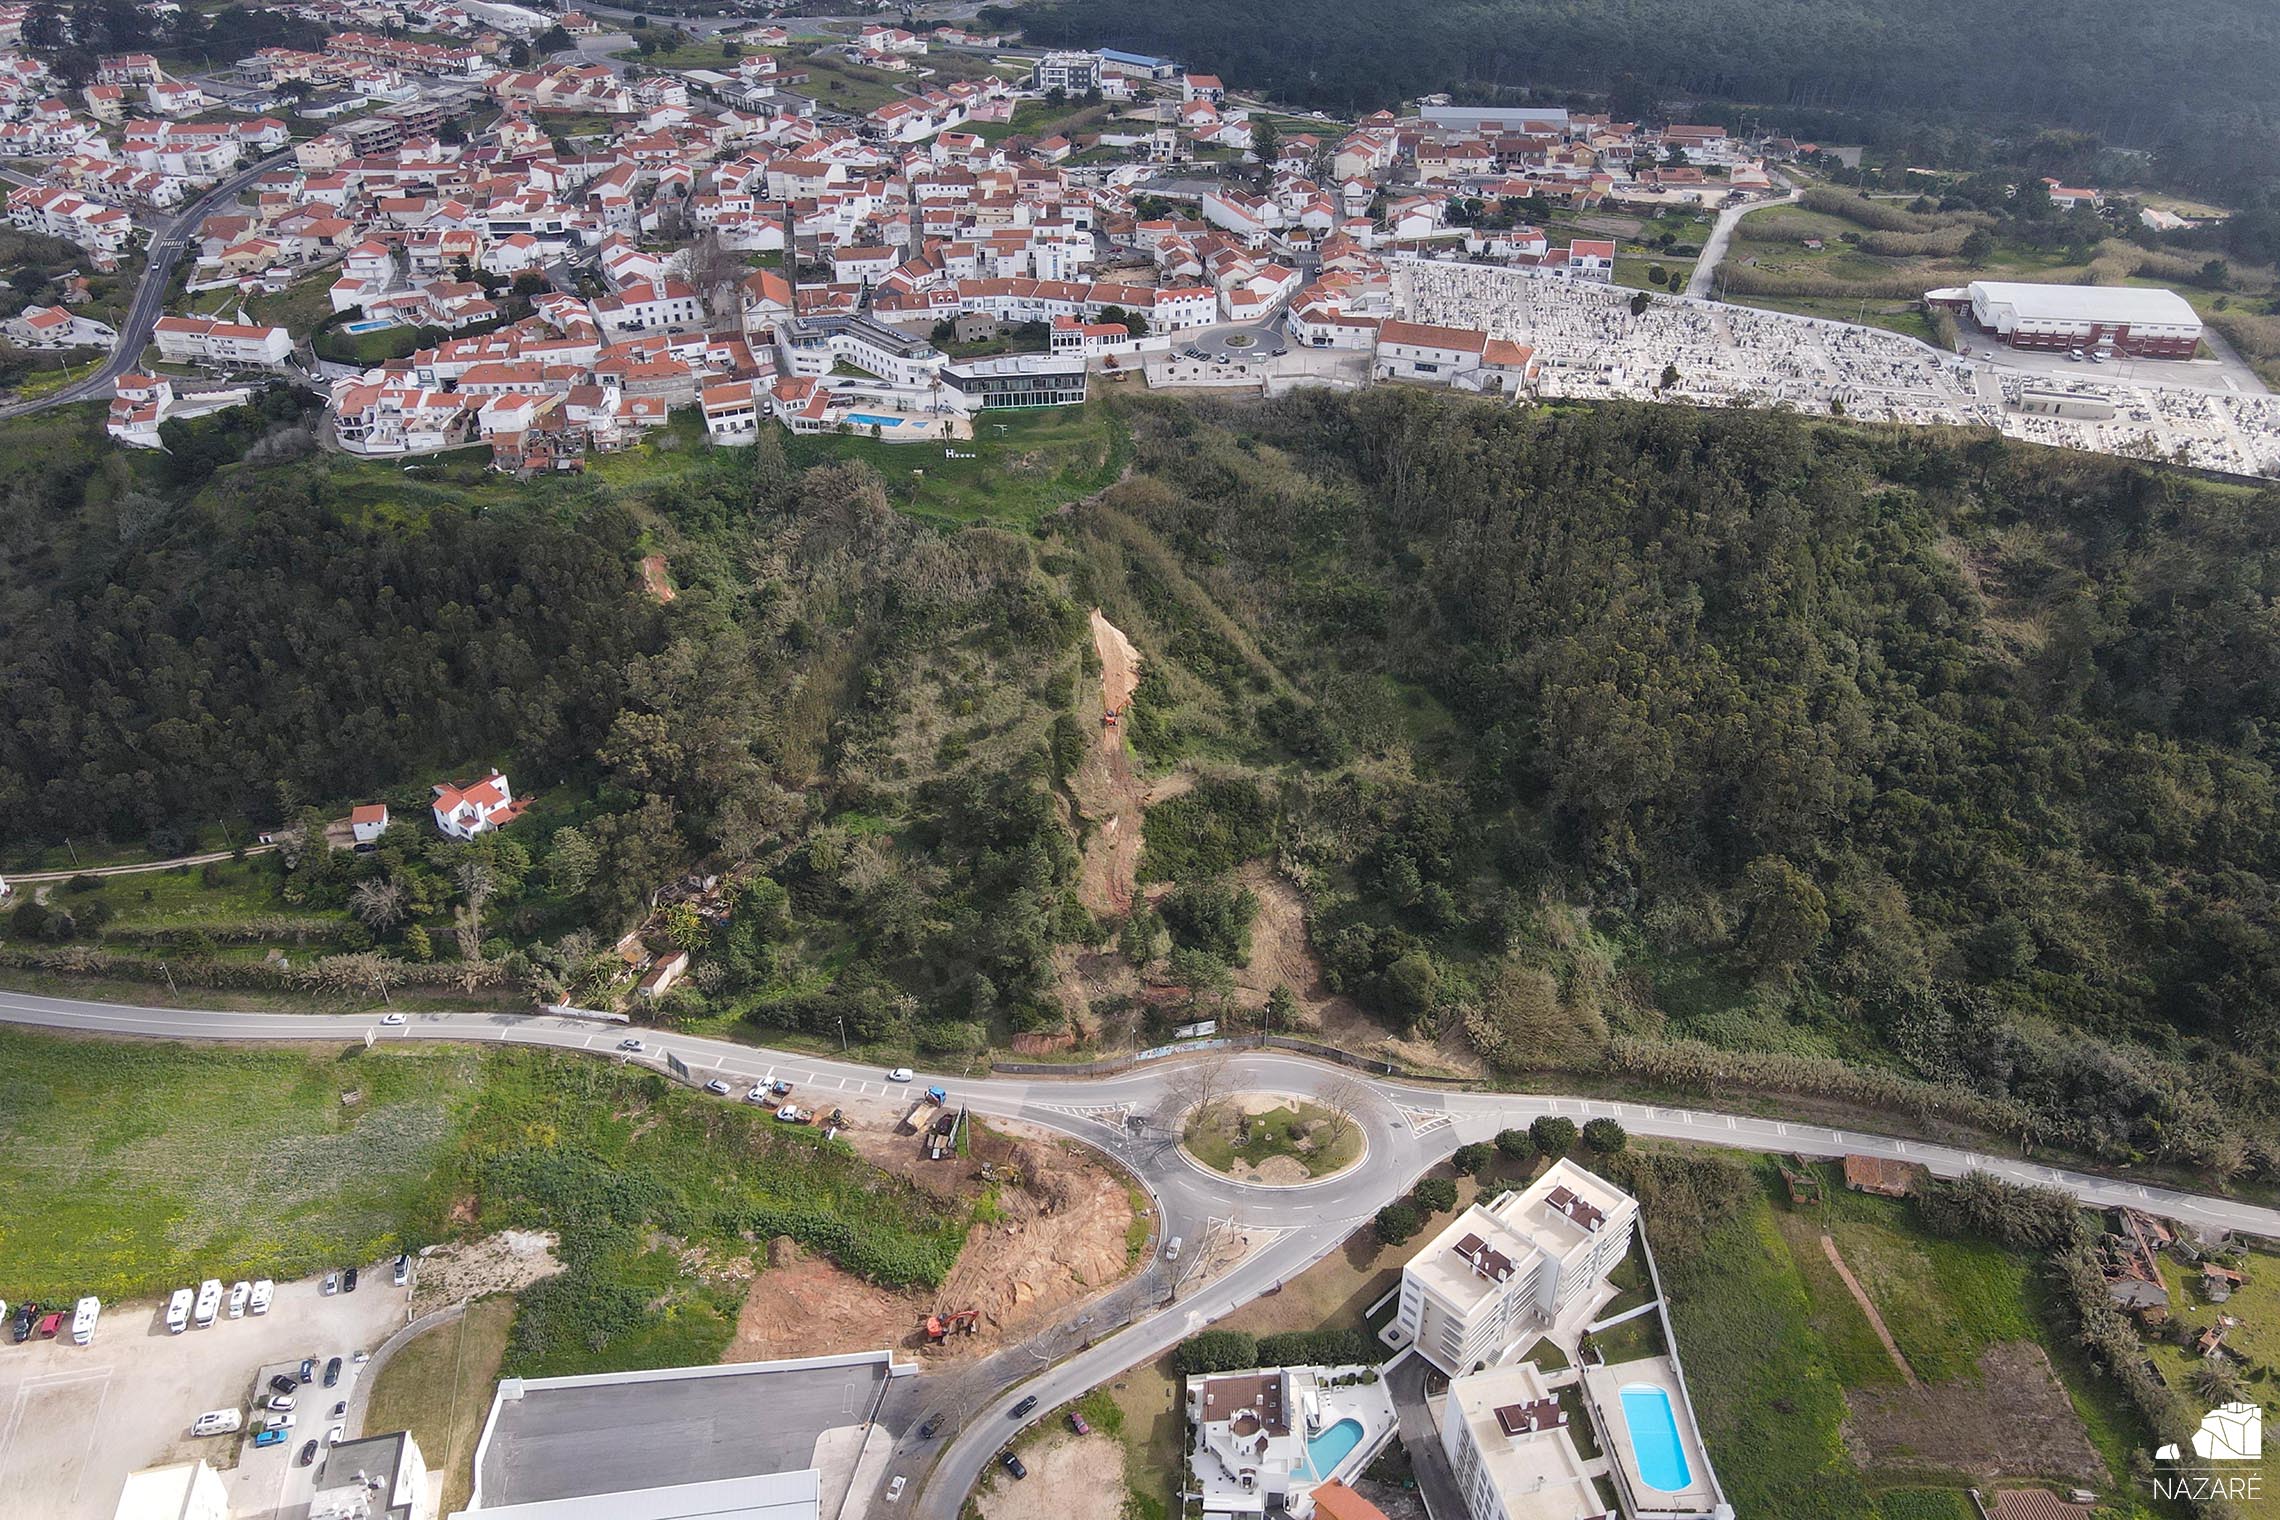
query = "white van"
xmin=70 ymin=1296 xmax=99 ymax=1345
xmin=192 ymin=1279 xmax=221 ymax=1329
xmin=165 ymin=1288 xmax=192 ymax=1334
xmin=191 ymin=1410 xmax=242 ymax=1437
xmin=227 ymin=1282 xmax=249 ymax=1319
xmin=248 ymin=1279 xmax=274 ymax=1315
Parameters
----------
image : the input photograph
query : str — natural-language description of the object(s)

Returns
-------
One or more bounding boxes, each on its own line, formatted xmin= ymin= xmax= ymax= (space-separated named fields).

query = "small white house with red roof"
xmin=431 ymin=771 xmax=526 ymax=838
xmin=349 ymin=803 xmax=390 ymax=846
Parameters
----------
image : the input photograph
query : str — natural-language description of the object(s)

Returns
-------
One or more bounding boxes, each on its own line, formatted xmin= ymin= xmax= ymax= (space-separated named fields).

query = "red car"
xmin=1069 ymin=1411 xmax=1091 ymax=1436
xmin=34 ymin=1311 xmax=63 ymax=1339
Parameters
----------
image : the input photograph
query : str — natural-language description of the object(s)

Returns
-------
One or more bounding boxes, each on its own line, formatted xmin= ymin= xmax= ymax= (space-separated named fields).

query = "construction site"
xmin=728 ymin=1084 xmax=1143 ymax=1370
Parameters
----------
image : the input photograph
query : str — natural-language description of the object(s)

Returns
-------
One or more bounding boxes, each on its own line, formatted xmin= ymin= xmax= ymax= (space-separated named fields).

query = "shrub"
xmin=1582 ymin=1118 xmax=1628 ymax=1154
xmin=1412 ymin=1176 xmax=1458 ymax=1213
xmin=1495 ymin=1127 xmax=1535 ymax=1161
xmin=1530 ymin=1116 xmax=1578 ymax=1156
xmin=1174 ymin=1329 xmax=1259 ymax=1374
xmin=1375 ymin=1201 xmax=1423 ymax=1244
xmin=1450 ymin=1141 xmax=1494 ymax=1175
xmin=1256 ymin=1328 xmax=1385 ymax=1367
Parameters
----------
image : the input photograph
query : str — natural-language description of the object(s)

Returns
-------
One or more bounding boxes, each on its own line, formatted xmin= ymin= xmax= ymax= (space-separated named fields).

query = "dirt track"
xmin=1074 ymin=610 xmax=1171 ymax=917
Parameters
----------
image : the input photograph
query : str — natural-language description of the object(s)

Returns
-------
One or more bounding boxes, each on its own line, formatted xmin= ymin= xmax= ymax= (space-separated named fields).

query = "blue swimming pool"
xmin=1306 ymin=1417 xmax=1364 ymax=1479
xmin=341 ymin=318 xmax=397 ymax=334
xmin=1619 ymin=1384 xmax=1692 ymax=1493
xmin=846 ymin=413 xmax=906 ymax=427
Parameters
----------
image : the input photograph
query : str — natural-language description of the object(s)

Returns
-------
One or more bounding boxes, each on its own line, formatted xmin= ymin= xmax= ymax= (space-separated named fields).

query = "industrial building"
xmin=1926 ymin=281 xmax=2204 ymax=359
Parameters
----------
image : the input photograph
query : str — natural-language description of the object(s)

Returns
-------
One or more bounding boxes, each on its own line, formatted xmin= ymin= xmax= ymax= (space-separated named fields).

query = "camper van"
xmin=248 ymin=1279 xmax=274 ymax=1315
xmin=191 ymin=1410 xmax=242 ymax=1437
xmin=165 ymin=1288 xmax=192 ymax=1334
xmin=192 ymin=1279 xmax=221 ymax=1329
xmin=69 ymin=1296 xmax=99 ymax=1345
xmin=227 ymin=1281 xmax=249 ymax=1319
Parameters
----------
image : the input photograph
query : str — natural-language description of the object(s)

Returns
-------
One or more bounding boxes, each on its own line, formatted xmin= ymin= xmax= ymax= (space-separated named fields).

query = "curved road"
xmin=1685 ymin=177 xmax=1802 ymax=300
xmin=0 ymin=988 xmax=2272 ymax=1517
xmin=0 ymin=149 xmax=293 ymax=421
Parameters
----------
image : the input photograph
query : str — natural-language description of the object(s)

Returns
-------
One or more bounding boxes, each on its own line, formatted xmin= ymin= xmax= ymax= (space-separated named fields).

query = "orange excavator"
xmin=924 ymin=1308 xmax=981 ymax=1341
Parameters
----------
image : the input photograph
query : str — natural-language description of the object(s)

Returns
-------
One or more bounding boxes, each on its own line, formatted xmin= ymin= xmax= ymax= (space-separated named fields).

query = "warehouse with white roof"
xmin=1925 ymin=280 xmax=2204 ymax=358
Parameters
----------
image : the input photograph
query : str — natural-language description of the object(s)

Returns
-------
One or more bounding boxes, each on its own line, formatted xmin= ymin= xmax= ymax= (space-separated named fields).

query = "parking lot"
xmin=0 ymin=1271 xmax=406 ymax=1520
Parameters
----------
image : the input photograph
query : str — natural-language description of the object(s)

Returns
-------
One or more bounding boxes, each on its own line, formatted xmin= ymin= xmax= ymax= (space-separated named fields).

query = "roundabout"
xmin=1176 ymin=1090 xmax=1370 ymax=1187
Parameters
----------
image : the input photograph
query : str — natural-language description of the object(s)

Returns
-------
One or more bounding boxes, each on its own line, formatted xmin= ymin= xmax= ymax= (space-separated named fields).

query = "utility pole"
xmin=160 ymin=961 xmax=179 ymax=999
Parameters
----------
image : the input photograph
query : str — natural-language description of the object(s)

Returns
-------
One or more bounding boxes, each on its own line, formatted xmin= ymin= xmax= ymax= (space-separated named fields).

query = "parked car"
xmin=269 ymin=1374 xmax=298 ymax=1397
xmin=252 ymin=1428 xmax=288 ymax=1449
xmin=266 ymin=1394 xmax=296 ymax=1413
xmin=331 ymin=1400 xmax=347 ymax=1420
xmin=327 ymin=1423 xmax=346 ymax=1445
xmin=1009 ymin=1396 xmax=1037 ymax=1419
xmin=917 ymin=1415 xmax=942 ymax=1440
xmin=264 ymin=1409 xmax=295 ymax=1429
xmin=1069 ymin=1410 xmax=1091 ymax=1435
xmin=887 ymin=1068 xmax=914 ymax=1083
xmin=299 ymin=1357 xmax=316 ymax=1384
xmin=324 ymin=1356 xmax=343 ymax=1388
xmin=321 ymin=1272 xmax=339 ymax=1297
xmin=299 ymin=1439 xmax=319 ymax=1466
xmin=745 ymin=1084 xmax=770 ymax=1103
xmin=999 ymin=1451 xmax=1027 ymax=1480
xmin=343 ymin=1267 xmax=359 ymax=1293
xmin=10 ymin=1302 xmax=36 ymax=1342
xmin=34 ymin=1311 xmax=62 ymax=1339
xmin=704 ymin=1079 xmax=731 ymax=1096
xmin=392 ymin=1255 xmax=410 ymax=1287
xmin=886 ymin=1476 xmax=905 ymax=1502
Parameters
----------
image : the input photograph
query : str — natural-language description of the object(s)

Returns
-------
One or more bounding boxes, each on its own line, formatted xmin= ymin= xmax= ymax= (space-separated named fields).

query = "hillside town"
xmin=0 ymin=8 xmax=2266 ymax=475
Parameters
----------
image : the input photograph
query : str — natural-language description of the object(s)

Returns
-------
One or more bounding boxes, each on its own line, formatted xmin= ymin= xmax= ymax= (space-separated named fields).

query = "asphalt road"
xmin=1685 ymin=178 xmax=1801 ymax=299
xmin=1 ymin=989 xmax=2273 ymax=1519
xmin=0 ymin=149 xmax=292 ymax=421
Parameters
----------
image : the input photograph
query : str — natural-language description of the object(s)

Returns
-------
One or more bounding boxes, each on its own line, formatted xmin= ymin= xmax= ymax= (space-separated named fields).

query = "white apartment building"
xmin=1442 ymin=1362 xmax=1615 ymax=1520
xmin=1395 ymin=1159 xmax=1638 ymax=1375
xmin=1031 ymin=50 xmax=1103 ymax=95
xmin=151 ymin=314 xmax=294 ymax=370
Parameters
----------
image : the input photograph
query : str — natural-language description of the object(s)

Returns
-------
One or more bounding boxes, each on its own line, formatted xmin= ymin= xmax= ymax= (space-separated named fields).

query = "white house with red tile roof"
xmin=431 ymin=771 xmax=525 ymax=838
xmin=1181 ymin=73 xmax=1223 ymax=104
xmin=349 ymin=803 xmax=390 ymax=846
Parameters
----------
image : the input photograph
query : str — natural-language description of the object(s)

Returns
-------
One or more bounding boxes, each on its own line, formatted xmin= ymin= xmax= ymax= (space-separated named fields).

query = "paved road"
xmin=1685 ymin=179 xmax=1801 ymax=300
xmin=1 ymin=989 xmax=2273 ymax=1518
xmin=0 ymin=149 xmax=292 ymax=421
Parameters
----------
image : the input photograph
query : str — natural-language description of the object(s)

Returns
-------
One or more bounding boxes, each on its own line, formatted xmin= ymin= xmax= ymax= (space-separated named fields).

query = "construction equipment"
xmin=925 ymin=1086 xmax=947 ymax=1106
xmin=1101 ymin=708 xmax=1120 ymax=727
xmin=924 ymin=1307 xmax=980 ymax=1342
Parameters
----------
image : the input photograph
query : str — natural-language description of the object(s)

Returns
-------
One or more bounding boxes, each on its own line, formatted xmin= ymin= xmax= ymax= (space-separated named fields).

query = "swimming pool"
xmin=846 ymin=413 xmax=906 ymax=427
xmin=341 ymin=318 xmax=398 ymax=335
xmin=1618 ymin=1384 xmax=1693 ymax=1493
xmin=1305 ymin=1417 xmax=1364 ymax=1480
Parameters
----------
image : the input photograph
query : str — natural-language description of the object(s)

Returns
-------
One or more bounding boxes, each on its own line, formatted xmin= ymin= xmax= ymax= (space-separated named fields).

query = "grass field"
xmin=784 ymin=400 xmax=1130 ymax=527
xmin=0 ymin=1032 xmax=981 ymax=1384
xmin=0 ymin=1031 xmax=479 ymax=1301
xmin=1660 ymin=1158 xmax=2153 ymax=1518
xmin=790 ymin=51 xmax=912 ymax=112
xmin=363 ymin=1296 xmax=515 ymax=1514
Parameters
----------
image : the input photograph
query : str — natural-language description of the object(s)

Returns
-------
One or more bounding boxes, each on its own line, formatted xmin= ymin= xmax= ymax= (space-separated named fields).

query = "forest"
xmin=4 ymin=388 xmax=2280 ymax=1176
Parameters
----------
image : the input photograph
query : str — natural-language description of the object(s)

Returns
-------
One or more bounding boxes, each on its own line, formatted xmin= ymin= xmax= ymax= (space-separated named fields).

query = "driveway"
xmin=0 ymin=1273 xmax=407 ymax=1520
xmin=1385 ymin=1353 xmax=1465 ymax=1520
xmin=1686 ymin=180 xmax=1800 ymax=299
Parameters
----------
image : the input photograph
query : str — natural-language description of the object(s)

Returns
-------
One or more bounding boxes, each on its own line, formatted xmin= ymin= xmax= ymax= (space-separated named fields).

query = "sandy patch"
xmin=411 ymin=1229 xmax=563 ymax=1315
xmin=640 ymin=554 xmax=676 ymax=602
xmin=1227 ymin=1154 xmax=1312 ymax=1185
xmin=978 ymin=1430 xmax=1126 ymax=1520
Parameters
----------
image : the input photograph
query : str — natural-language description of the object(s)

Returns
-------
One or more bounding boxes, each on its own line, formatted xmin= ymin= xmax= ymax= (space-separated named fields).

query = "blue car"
xmin=252 ymin=1428 xmax=288 ymax=1448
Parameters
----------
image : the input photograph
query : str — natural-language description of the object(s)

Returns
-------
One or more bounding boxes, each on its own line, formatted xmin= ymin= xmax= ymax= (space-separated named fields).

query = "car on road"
xmin=380 ymin=1013 xmax=406 ymax=1025
xmin=299 ymin=1439 xmax=318 ymax=1466
xmin=1069 ymin=1410 xmax=1090 ymax=1435
xmin=343 ymin=1267 xmax=359 ymax=1293
xmin=618 ymin=1037 xmax=644 ymax=1052
xmin=1271 ymin=347 xmax=1288 ymax=356
xmin=393 ymin=1255 xmax=410 ymax=1286
xmin=887 ymin=1067 xmax=913 ymax=1082
xmin=299 ymin=1357 xmax=316 ymax=1384
xmin=999 ymin=1450 xmax=1027 ymax=1479
xmin=268 ymin=1374 xmax=298 ymax=1396
xmin=704 ymin=1078 xmax=732 ymax=1095
xmin=321 ymin=1272 xmax=339 ymax=1296
xmin=1009 ymin=1396 xmax=1037 ymax=1419
xmin=324 ymin=1356 xmax=342 ymax=1387
xmin=886 ymin=1476 xmax=905 ymax=1502
xmin=1164 ymin=1236 xmax=1183 ymax=1261
xmin=917 ymin=1415 xmax=942 ymax=1440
